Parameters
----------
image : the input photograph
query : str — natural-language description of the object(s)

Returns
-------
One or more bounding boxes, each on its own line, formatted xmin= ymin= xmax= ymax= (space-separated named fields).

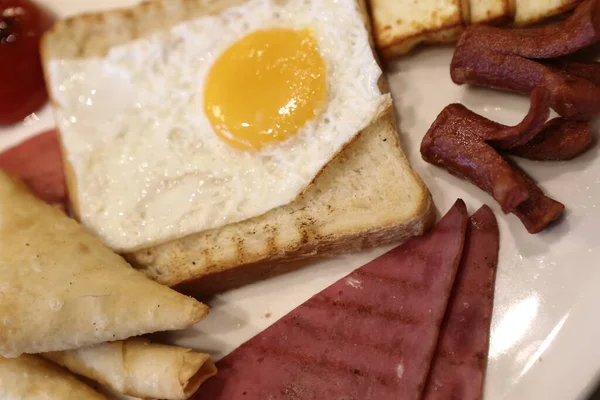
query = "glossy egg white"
xmin=48 ymin=0 xmax=391 ymax=252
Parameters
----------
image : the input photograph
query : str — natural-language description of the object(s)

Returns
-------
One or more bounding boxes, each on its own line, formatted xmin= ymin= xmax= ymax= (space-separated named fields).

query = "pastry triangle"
xmin=0 ymin=171 xmax=208 ymax=357
xmin=0 ymin=354 xmax=107 ymax=399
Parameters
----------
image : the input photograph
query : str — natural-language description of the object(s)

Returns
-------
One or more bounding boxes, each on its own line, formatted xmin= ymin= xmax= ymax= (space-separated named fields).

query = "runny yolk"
xmin=204 ymin=28 xmax=327 ymax=150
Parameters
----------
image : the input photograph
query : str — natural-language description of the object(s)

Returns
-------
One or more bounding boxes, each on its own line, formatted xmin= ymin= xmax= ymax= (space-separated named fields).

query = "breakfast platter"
xmin=1 ymin=0 xmax=600 ymax=399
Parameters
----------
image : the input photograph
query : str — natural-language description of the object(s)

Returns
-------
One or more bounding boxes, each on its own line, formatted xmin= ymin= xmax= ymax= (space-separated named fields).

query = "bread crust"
xmin=172 ymin=195 xmax=435 ymax=297
xmin=125 ymin=108 xmax=434 ymax=292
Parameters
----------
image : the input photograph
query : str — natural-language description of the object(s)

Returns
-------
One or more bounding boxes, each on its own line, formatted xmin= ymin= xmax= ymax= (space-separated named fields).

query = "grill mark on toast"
xmin=296 ymin=215 xmax=318 ymax=245
xmin=200 ymin=247 xmax=214 ymax=268
xmin=234 ymin=237 xmax=245 ymax=259
xmin=263 ymin=224 xmax=278 ymax=255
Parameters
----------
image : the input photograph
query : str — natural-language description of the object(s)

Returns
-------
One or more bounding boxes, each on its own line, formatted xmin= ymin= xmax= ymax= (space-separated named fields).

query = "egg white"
xmin=49 ymin=0 xmax=391 ymax=252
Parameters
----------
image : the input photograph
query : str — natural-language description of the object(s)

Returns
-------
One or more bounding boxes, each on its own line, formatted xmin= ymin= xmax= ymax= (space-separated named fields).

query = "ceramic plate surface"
xmin=2 ymin=1 xmax=599 ymax=399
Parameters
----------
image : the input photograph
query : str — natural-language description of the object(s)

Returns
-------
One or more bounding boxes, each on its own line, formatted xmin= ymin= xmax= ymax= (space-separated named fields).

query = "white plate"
xmin=3 ymin=1 xmax=599 ymax=399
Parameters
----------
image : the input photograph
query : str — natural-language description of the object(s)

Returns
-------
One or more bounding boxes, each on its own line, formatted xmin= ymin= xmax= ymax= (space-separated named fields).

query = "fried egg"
xmin=48 ymin=0 xmax=391 ymax=252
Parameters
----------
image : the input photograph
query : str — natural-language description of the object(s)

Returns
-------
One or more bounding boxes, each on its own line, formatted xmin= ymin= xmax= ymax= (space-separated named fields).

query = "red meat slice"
xmin=196 ymin=200 xmax=469 ymax=400
xmin=0 ymin=130 xmax=66 ymax=209
xmin=422 ymin=205 xmax=500 ymax=400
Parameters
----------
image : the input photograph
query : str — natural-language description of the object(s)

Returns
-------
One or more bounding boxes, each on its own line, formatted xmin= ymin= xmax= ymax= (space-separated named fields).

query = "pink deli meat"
xmin=423 ymin=205 xmax=500 ymax=400
xmin=196 ymin=200 xmax=469 ymax=400
xmin=0 ymin=130 xmax=66 ymax=209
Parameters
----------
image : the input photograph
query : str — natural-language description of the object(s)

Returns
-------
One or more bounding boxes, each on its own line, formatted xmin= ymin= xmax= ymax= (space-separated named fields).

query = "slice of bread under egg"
xmin=41 ymin=0 xmax=434 ymax=297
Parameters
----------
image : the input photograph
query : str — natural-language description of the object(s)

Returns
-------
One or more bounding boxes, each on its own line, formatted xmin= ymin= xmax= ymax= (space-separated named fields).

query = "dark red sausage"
xmin=451 ymin=46 xmax=600 ymax=121
xmin=421 ymin=104 xmax=530 ymax=214
xmin=421 ymin=104 xmax=564 ymax=233
xmin=508 ymin=118 xmax=593 ymax=161
xmin=454 ymin=0 xmax=600 ymax=60
xmin=511 ymin=168 xmax=565 ymax=234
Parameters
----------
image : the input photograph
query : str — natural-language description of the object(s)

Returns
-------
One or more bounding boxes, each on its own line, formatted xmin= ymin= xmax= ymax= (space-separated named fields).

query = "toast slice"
xmin=42 ymin=0 xmax=434 ymax=296
xmin=128 ymin=109 xmax=433 ymax=295
xmin=514 ymin=0 xmax=582 ymax=26
xmin=370 ymin=0 xmax=470 ymax=59
xmin=469 ymin=0 xmax=516 ymax=25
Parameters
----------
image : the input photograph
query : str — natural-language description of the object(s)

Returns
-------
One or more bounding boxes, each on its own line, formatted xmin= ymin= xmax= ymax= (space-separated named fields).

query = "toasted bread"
xmin=470 ymin=0 xmax=516 ymax=25
xmin=42 ymin=0 xmax=434 ymax=296
xmin=514 ymin=0 xmax=582 ymax=26
xmin=370 ymin=0 xmax=470 ymax=59
xmin=128 ymin=109 xmax=434 ymax=295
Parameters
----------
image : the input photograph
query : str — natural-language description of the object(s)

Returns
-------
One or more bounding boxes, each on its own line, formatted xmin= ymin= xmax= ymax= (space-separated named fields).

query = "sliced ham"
xmin=196 ymin=200 xmax=469 ymax=400
xmin=422 ymin=205 xmax=499 ymax=400
xmin=0 ymin=130 xmax=66 ymax=209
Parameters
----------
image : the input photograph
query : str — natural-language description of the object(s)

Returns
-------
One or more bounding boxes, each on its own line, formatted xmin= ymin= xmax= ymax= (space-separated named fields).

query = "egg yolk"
xmin=204 ymin=28 xmax=327 ymax=150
